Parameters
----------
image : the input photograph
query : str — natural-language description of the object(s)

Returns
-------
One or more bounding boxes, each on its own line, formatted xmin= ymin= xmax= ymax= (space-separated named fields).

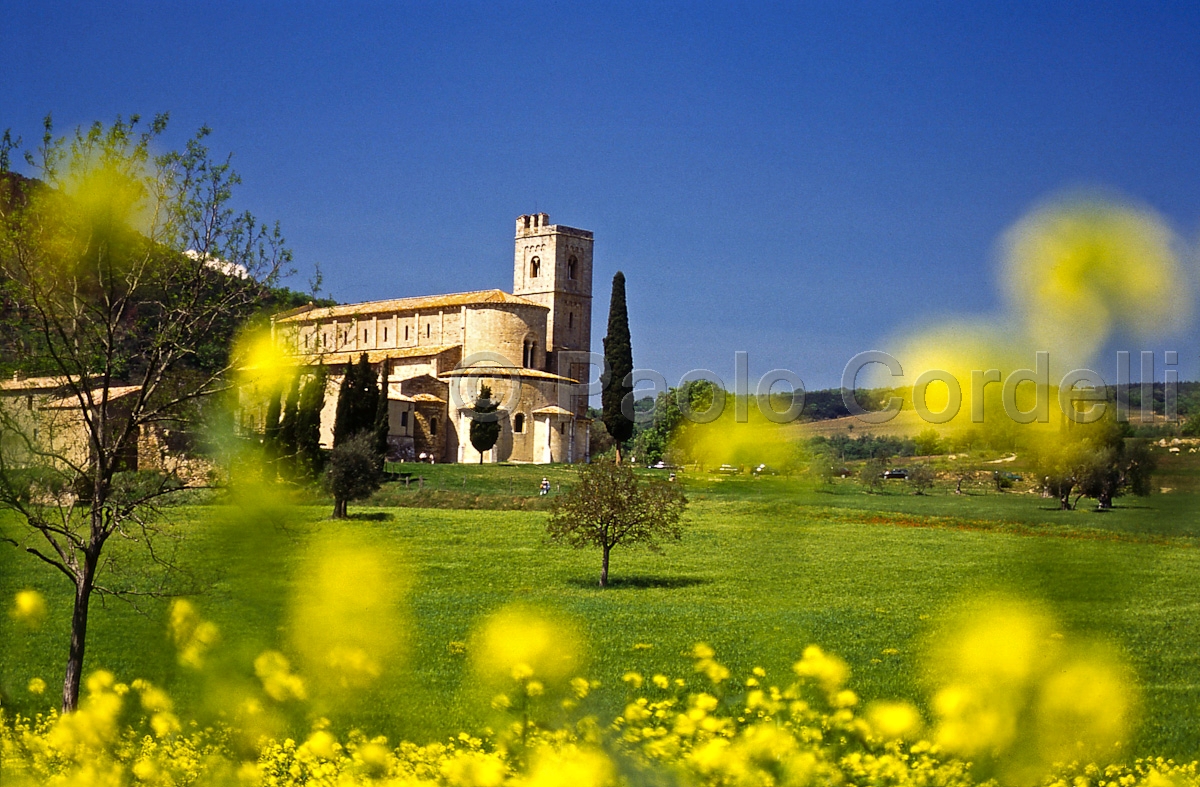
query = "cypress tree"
xmin=468 ymin=384 xmax=501 ymax=463
xmin=296 ymin=369 xmax=327 ymax=477
xmin=601 ymin=271 xmax=634 ymax=464
xmin=262 ymin=385 xmax=283 ymax=483
xmin=278 ymin=373 xmax=301 ymax=478
xmin=372 ymin=372 xmax=390 ymax=467
xmin=332 ymin=359 xmax=361 ymax=447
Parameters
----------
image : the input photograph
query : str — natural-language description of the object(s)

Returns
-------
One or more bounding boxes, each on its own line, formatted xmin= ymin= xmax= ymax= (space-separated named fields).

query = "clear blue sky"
xmin=4 ymin=2 xmax=1199 ymax=389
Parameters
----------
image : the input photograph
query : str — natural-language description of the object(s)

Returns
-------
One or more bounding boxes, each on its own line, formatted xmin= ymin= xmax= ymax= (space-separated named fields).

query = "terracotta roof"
xmin=532 ymin=405 xmax=576 ymax=417
xmin=411 ymin=393 xmax=447 ymax=403
xmin=440 ymin=367 xmax=579 ymax=384
xmin=297 ymin=345 xmax=459 ymax=366
xmin=276 ymin=289 xmax=546 ymax=323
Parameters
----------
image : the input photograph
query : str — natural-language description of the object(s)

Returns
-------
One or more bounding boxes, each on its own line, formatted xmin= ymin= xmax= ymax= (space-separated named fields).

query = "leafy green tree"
xmin=858 ymin=458 xmax=885 ymax=492
xmin=547 ymin=461 xmax=688 ymax=587
xmin=908 ymin=464 xmax=935 ymax=494
xmin=601 ymin=272 xmax=634 ymax=464
xmin=468 ymin=384 xmax=501 ymax=463
xmin=914 ymin=428 xmax=944 ymax=457
xmin=0 ymin=115 xmax=290 ymax=711
xmin=326 ymin=433 xmax=382 ymax=518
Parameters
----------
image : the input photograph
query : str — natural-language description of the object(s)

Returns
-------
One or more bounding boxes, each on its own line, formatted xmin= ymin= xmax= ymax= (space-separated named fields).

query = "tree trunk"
xmin=62 ymin=548 xmax=98 ymax=712
xmin=614 ymin=444 xmax=622 ymax=466
xmin=333 ymin=497 xmax=346 ymax=518
xmin=600 ymin=545 xmax=610 ymax=587
xmin=1060 ymin=488 xmax=1073 ymax=510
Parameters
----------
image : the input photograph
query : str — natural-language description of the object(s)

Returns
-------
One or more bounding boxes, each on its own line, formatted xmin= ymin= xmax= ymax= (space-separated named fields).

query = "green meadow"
xmin=3 ymin=458 xmax=1200 ymax=756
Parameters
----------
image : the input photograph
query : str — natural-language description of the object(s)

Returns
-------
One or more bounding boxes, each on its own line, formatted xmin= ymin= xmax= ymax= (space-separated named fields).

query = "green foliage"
xmin=294 ymin=370 xmax=327 ymax=478
xmin=814 ymin=433 xmax=915 ymax=461
xmin=601 ymin=271 xmax=634 ymax=450
xmin=546 ymin=461 xmax=688 ymax=586
xmin=913 ymin=428 xmax=944 ymax=457
xmin=333 ymin=354 xmax=380 ymax=448
xmin=859 ymin=458 xmax=885 ymax=492
xmin=326 ymin=432 xmax=382 ymax=518
xmin=468 ymin=385 xmax=501 ymax=462
xmin=907 ymin=464 xmax=935 ymax=494
xmin=262 ymin=384 xmax=283 ymax=483
xmin=277 ymin=374 xmax=301 ymax=475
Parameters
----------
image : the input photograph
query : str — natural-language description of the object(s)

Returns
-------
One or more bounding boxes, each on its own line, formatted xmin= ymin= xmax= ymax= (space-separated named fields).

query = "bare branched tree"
xmin=0 ymin=115 xmax=291 ymax=711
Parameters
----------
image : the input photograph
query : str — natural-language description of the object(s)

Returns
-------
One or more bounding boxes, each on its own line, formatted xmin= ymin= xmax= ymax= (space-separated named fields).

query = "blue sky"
xmin=4 ymin=2 xmax=1199 ymax=389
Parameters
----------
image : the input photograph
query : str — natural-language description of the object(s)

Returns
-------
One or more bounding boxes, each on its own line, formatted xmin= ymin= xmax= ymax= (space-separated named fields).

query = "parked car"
xmin=714 ymin=464 xmax=740 ymax=475
xmin=752 ymin=464 xmax=778 ymax=475
xmin=648 ymin=461 xmax=678 ymax=470
xmin=882 ymin=468 xmax=909 ymax=480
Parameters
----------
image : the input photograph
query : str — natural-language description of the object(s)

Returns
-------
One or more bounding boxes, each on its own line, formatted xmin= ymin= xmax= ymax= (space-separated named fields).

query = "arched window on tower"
xmin=530 ymin=256 xmax=541 ymax=278
xmin=523 ymin=338 xmax=538 ymax=368
xmin=513 ymin=413 xmax=525 ymax=433
xmin=567 ymin=255 xmax=577 ymax=280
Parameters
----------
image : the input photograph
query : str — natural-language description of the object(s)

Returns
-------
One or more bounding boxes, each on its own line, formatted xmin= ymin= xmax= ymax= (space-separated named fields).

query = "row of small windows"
xmin=528 ymin=255 xmax=580 ymax=280
xmin=302 ymin=321 xmax=431 ymax=349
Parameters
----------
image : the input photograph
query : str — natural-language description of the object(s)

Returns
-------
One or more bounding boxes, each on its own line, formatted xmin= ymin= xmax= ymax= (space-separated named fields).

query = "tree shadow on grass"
xmin=567 ymin=575 xmax=708 ymax=591
xmin=345 ymin=511 xmax=394 ymax=521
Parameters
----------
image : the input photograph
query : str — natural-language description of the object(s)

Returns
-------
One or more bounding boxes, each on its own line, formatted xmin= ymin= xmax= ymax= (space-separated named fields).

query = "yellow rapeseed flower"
xmin=11 ymin=590 xmax=47 ymax=628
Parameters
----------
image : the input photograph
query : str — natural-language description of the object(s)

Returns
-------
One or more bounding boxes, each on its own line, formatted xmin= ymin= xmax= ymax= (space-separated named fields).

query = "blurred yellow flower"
xmin=471 ymin=604 xmax=582 ymax=689
xmin=11 ymin=590 xmax=47 ymax=627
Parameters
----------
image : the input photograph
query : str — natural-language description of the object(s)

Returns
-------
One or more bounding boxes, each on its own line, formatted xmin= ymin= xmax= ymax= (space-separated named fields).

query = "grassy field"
xmin=3 ymin=460 xmax=1200 ymax=757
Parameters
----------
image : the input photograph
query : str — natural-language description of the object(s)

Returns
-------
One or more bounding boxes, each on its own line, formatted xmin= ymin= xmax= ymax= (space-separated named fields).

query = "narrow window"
xmin=426 ymin=323 xmax=431 ymax=338
xmin=430 ymin=417 xmax=438 ymax=436
xmin=383 ymin=326 xmax=388 ymax=341
xmin=568 ymin=312 xmax=574 ymax=330
xmin=567 ymin=255 xmax=577 ymax=280
xmin=530 ymin=256 xmax=541 ymax=278
xmin=405 ymin=325 xmax=409 ymax=341
xmin=401 ymin=411 xmax=408 ymax=427
xmin=513 ymin=413 xmax=525 ymax=433
xmin=364 ymin=329 xmax=369 ymax=341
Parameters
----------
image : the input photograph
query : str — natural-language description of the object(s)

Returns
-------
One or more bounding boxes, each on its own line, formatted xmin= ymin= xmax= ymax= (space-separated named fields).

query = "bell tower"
xmin=513 ymin=213 xmax=593 ymax=378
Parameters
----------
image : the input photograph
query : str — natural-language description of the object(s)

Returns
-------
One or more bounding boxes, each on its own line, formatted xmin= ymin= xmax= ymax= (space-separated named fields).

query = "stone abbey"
xmin=273 ymin=214 xmax=594 ymax=464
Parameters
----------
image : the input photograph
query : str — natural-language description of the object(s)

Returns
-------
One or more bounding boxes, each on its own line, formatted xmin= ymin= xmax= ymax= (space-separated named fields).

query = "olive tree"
xmin=0 ymin=116 xmax=290 ymax=711
xmin=546 ymin=461 xmax=687 ymax=587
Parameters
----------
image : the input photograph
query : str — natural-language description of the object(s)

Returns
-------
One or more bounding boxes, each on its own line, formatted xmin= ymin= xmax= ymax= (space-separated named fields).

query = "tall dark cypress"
xmin=262 ymin=385 xmax=283 ymax=482
xmin=332 ymin=359 xmax=361 ymax=448
xmin=601 ymin=271 xmax=634 ymax=463
xmin=278 ymin=373 xmax=301 ymax=477
xmin=296 ymin=369 xmax=327 ymax=477
xmin=372 ymin=371 xmax=390 ymax=466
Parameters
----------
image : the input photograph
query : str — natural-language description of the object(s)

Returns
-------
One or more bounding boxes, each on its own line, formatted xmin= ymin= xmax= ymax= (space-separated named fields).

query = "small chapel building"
xmin=272 ymin=214 xmax=594 ymax=464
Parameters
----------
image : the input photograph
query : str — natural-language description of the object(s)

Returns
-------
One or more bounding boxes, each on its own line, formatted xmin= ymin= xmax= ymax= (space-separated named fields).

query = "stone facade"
xmin=273 ymin=214 xmax=594 ymax=464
